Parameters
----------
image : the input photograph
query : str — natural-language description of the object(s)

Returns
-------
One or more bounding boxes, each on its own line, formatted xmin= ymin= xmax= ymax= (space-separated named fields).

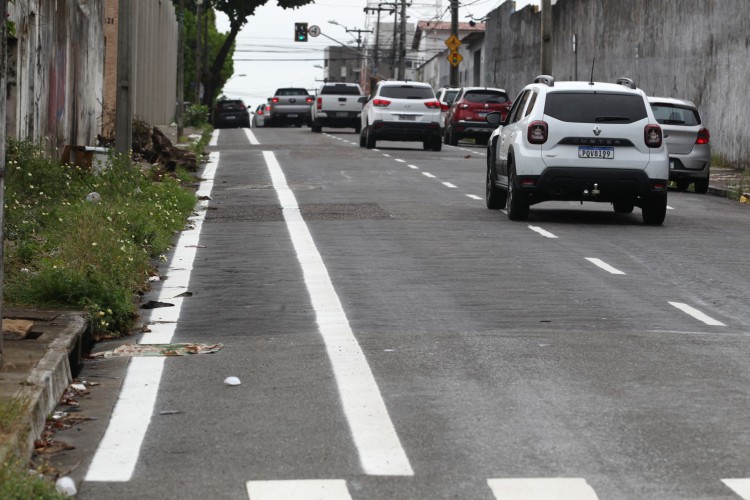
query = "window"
xmin=650 ymin=103 xmax=700 ymax=126
xmin=463 ymin=90 xmax=510 ymax=104
xmin=380 ymin=86 xmax=435 ymax=99
xmin=544 ymin=92 xmax=647 ymax=123
xmin=524 ymin=91 xmax=538 ymax=117
xmin=507 ymin=90 xmax=530 ymax=124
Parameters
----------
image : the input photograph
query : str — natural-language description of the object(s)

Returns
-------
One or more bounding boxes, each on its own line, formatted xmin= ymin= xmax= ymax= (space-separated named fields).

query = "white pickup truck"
xmin=311 ymin=82 xmax=366 ymax=133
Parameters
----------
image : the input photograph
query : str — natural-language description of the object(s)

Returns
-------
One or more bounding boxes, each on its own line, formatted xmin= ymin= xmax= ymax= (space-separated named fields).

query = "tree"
xmin=204 ymin=0 xmax=313 ymax=107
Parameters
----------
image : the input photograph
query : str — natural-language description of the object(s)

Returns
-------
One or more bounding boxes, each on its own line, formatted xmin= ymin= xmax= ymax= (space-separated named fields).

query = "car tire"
xmin=694 ymin=177 xmax=709 ymax=194
xmin=613 ymin=200 xmax=635 ymax=214
xmin=366 ymin=126 xmax=376 ymax=149
xmin=642 ymin=192 xmax=667 ymax=225
xmin=311 ymin=122 xmax=322 ymax=133
xmin=443 ymin=129 xmax=449 ymax=144
xmin=354 ymin=123 xmax=361 ymax=134
xmin=432 ymin=138 xmax=442 ymax=152
xmin=506 ymin=162 xmax=529 ymax=221
xmin=449 ymin=130 xmax=459 ymax=146
xmin=486 ymin=153 xmax=506 ymax=209
xmin=359 ymin=126 xmax=367 ymax=147
xmin=675 ymin=179 xmax=690 ymax=192
xmin=423 ymin=141 xmax=431 ymax=151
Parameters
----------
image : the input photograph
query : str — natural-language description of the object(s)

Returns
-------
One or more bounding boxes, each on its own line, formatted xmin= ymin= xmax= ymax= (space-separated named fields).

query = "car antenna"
xmin=589 ymin=57 xmax=595 ymax=85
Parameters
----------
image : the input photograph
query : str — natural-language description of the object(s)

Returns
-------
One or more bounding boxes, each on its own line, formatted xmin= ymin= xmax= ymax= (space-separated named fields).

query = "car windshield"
xmin=321 ymin=85 xmax=361 ymax=95
xmin=464 ymin=90 xmax=509 ymax=103
xmin=380 ymin=86 xmax=435 ymax=99
xmin=276 ymin=89 xmax=309 ymax=96
xmin=441 ymin=90 xmax=459 ymax=104
xmin=217 ymin=101 xmax=245 ymax=110
xmin=651 ymin=103 xmax=701 ymax=126
xmin=544 ymin=92 xmax=647 ymax=123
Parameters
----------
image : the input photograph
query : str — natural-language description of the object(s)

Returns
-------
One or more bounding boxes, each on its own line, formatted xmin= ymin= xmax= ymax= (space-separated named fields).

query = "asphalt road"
xmin=69 ymin=126 xmax=750 ymax=499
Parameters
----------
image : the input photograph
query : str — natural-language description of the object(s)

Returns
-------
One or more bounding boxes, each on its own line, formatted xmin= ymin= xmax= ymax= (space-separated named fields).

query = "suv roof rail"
xmin=616 ymin=77 xmax=637 ymax=89
xmin=533 ymin=75 xmax=555 ymax=87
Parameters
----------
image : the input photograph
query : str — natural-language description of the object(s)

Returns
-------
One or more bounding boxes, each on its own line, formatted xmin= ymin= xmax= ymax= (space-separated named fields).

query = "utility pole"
xmin=115 ymin=0 xmax=132 ymax=154
xmin=364 ymin=4 xmax=395 ymax=75
xmin=398 ymin=0 xmax=407 ymax=79
xmin=176 ymin=0 xmax=185 ymax=139
xmin=450 ymin=0 xmax=458 ymax=87
xmin=0 ymin=0 xmax=7 ymax=364
xmin=195 ymin=0 xmax=203 ymax=104
xmin=346 ymin=28 xmax=372 ymax=84
xmin=540 ymin=0 xmax=552 ymax=75
xmin=390 ymin=6 xmax=398 ymax=78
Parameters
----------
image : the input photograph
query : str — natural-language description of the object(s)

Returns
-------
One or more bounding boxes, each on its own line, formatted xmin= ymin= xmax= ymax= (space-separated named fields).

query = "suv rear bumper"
xmin=451 ymin=121 xmax=495 ymax=138
xmin=371 ymin=120 xmax=441 ymax=142
xmin=519 ymin=167 xmax=667 ymax=203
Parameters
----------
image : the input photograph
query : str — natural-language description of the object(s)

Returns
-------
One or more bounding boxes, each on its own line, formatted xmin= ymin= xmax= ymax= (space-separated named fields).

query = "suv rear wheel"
xmin=694 ymin=177 xmax=709 ymax=194
xmin=366 ymin=126 xmax=376 ymax=149
xmin=486 ymin=150 xmax=506 ymax=209
xmin=641 ymin=192 xmax=667 ymax=225
xmin=507 ymin=163 xmax=529 ymax=220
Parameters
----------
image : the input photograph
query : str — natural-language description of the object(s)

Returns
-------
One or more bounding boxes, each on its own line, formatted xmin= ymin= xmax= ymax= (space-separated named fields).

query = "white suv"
xmin=360 ymin=80 xmax=443 ymax=151
xmin=486 ymin=75 xmax=670 ymax=225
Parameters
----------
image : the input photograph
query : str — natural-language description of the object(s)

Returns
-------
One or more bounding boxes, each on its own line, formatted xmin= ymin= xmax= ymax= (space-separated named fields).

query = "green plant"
xmin=184 ymin=104 xmax=210 ymax=128
xmin=0 ymin=460 xmax=65 ymax=500
xmin=3 ymin=140 xmax=196 ymax=337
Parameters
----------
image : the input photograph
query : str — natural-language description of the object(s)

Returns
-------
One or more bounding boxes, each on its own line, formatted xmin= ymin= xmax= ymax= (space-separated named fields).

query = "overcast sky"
xmin=217 ymin=0 xmax=539 ymax=109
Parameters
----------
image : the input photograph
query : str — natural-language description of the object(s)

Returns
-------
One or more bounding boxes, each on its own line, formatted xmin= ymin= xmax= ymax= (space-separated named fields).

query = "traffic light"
xmin=294 ymin=22 xmax=308 ymax=42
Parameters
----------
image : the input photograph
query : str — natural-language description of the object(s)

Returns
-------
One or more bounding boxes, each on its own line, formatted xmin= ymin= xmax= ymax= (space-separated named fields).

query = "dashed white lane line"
xmin=85 ymin=152 xmax=220 ymax=482
xmin=244 ymin=128 xmax=260 ymax=145
xmin=247 ymin=479 xmax=352 ymax=500
xmin=394 ymin=158 xmax=405 ymax=163
xmin=442 ymin=182 xmax=457 ymax=188
xmin=209 ymin=128 xmax=219 ymax=147
xmin=422 ymin=172 xmax=436 ymax=178
xmin=382 ymin=153 xmax=391 ymax=157
xmin=528 ymin=225 xmax=558 ymax=239
xmin=467 ymin=194 xmax=482 ymax=200
xmin=586 ymin=257 xmax=626 ymax=275
xmin=722 ymin=479 xmax=750 ymax=499
xmin=669 ymin=302 xmax=726 ymax=326
xmin=667 ymin=205 xmax=674 ymax=210
xmin=487 ymin=478 xmax=599 ymax=499
xmin=408 ymin=164 xmax=419 ymax=169
xmin=264 ymin=151 xmax=413 ymax=476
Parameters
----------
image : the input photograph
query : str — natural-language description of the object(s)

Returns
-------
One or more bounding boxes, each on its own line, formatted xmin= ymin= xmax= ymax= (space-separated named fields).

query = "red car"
xmin=444 ymin=87 xmax=512 ymax=146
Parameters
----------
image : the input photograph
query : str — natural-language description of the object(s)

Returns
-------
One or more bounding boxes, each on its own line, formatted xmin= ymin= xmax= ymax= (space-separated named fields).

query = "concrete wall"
xmin=484 ymin=0 xmax=750 ymax=166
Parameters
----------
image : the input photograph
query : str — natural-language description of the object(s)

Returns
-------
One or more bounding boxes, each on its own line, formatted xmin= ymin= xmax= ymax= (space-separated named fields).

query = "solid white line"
xmin=408 ymin=164 xmax=419 ymax=169
xmin=422 ymin=172 xmax=436 ymax=178
xmin=722 ymin=479 xmax=750 ymax=499
xmin=467 ymin=194 xmax=482 ymax=200
xmin=442 ymin=182 xmax=457 ymax=188
xmin=244 ymin=128 xmax=260 ymax=145
xmin=487 ymin=478 xmax=599 ymax=499
xmin=528 ymin=225 xmax=558 ymax=239
xmin=586 ymin=257 xmax=626 ymax=275
xmin=84 ymin=154 xmax=219 ymax=482
xmin=247 ymin=479 xmax=352 ymax=500
xmin=669 ymin=302 xmax=726 ymax=326
xmin=209 ymin=129 xmax=219 ymax=146
xmin=264 ymin=151 xmax=413 ymax=476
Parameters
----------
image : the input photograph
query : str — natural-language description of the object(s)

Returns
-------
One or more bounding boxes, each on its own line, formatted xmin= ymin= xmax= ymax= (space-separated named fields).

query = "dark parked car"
xmin=212 ymin=99 xmax=250 ymax=128
xmin=444 ymin=87 xmax=512 ymax=146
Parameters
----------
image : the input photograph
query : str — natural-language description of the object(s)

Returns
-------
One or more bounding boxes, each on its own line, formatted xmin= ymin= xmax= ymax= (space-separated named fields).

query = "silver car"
xmin=648 ymin=97 xmax=711 ymax=193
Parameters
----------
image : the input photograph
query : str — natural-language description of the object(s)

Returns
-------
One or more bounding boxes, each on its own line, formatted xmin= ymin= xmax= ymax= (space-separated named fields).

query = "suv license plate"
xmin=288 ymin=114 xmax=298 ymax=118
xmin=398 ymin=115 xmax=416 ymax=121
xmin=336 ymin=112 xmax=349 ymax=117
xmin=578 ymin=146 xmax=614 ymax=159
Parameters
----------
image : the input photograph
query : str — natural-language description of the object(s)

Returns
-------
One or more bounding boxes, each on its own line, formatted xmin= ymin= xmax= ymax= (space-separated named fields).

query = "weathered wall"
xmin=485 ymin=0 xmax=750 ymax=166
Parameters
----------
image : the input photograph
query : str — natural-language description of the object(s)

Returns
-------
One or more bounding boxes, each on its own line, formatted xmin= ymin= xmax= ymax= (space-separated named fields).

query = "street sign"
xmin=448 ymin=50 xmax=463 ymax=67
xmin=444 ymin=34 xmax=461 ymax=52
xmin=308 ymin=25 xmax=321 ymax=37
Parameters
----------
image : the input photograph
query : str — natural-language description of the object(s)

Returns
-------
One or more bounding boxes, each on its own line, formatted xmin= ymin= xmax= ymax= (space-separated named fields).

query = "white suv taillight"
xmin=316 ymin=97 xmax=322 ymax=110
xmin=644 ymin=124 xmax=663 ymax=148
xmin=527 ymin=121 xmax=548 ymax=144
xmin=424 ymin=100 xmax=441 ymax=109
xmin=696 ymin=128 xmax=710 ymax=145
xmin=373 ymin=98 xmax=391 ymax=107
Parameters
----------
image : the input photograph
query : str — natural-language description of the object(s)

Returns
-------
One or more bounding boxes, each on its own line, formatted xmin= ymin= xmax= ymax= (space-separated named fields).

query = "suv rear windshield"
xmin=650 ymin=103 xmax=700 ymax=126
xmin=276 ymin=88 xmax=310 ymax=96
xmin=320 ymin=85 xmax=361 ymax=95
xmin=216 ymin=100 xmax=245 ymax=110
xmin=544 ymin=92 xmax=647 ymax=123
xmin=463 ymin=90 xmax=509 ymax=103
xmin=440 ymin=90 xmax=459 ymax=105
xmin=380 ymin=86 xmax=435 ymax=99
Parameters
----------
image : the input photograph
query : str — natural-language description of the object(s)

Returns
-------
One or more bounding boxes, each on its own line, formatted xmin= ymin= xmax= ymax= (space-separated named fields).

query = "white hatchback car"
xmin=360 ymin=80 xmax=443 ymax=151
xmin=486 ymin=75 xmax=670 ymax=225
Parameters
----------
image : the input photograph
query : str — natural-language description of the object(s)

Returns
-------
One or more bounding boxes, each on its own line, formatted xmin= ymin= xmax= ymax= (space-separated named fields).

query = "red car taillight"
xmin=373 ymin=98 xmax=391 ymax=107
xmin=258 ymin=110 xmax=264 ymax=115
xmin=424 ymin=100 xmax=441 ymax=109
xmin=306 ymin=96 xmax=314 ymax=104
xmin=696 ymin=127 xmax=710 ymax=145
xmin=440 ymin=103 xmax=450 ymax=112
xmin=271 ymin=97 xmax=279 ymax=104
xmin=644 ymin=124 xmax=663 ymax=148
xmin=316 ymin=97 xmax=322 ymax=110
xmin=527 ymin=120 xmax=548 ymax=144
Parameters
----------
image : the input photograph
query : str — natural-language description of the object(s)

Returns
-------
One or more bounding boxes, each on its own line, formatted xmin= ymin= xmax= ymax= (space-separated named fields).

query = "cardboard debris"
xmin=90 ymin=343 xmax=224 ymax=359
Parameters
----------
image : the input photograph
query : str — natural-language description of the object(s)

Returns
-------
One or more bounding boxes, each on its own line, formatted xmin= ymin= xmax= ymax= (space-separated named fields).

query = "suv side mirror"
xmin=358 ymin=96 xmax=368 ymax=104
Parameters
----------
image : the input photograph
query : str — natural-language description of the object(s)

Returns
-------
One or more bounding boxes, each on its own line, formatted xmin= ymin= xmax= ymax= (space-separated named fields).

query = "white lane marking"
xmin=722 ymin=479 xmax=750 ymax=499
xmin=669 ymin=302 xmax=726 ymax=326
xmin=467 ymin=194 xmax=482 ymax=200
xmin=247 ymin=479 xmax=352 ymax=500
xmin=382 ymin=153 xmax=391 ymax=157
xmin=528 ymin=225 xmax=558 ymax=239
xmin=209 ymin=129 xmax=219 ymax=146
xmin=442 ymin=182 xmax=457 ymax=188
xmin=244 ymin=128 xmax=260 ymax=145
xmin=408 ymin=164 xmax=419 ymax=169
xmin=85 ymin=153 xmax=219 ymax=482
xmin=667 ymin=205 xmax=674 ymax=210
xmin=585 ymin=257 xmax=626 ymax=275
xmin=394 ymin=158 xmax=405 ymax=163
xmin=422 ymin=172 xmax=436 ymax=178
xmin=487 ymin=478 xmax=599 ymax=499
xmin=264 ymin=151 xmax=413 ymax=476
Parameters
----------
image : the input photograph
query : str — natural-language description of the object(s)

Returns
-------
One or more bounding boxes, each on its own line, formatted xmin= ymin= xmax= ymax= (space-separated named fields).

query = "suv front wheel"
xmin=506 ymin=163 xmax=530 ymax=220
